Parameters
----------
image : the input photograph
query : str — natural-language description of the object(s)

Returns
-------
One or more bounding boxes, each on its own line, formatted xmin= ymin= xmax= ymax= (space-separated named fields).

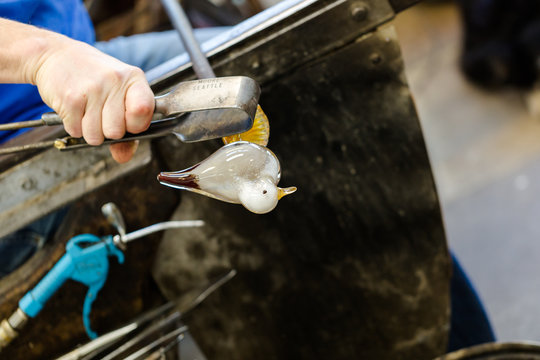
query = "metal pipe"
xmin=0 ymin=140 xmax=56 ymax=155
xmin=0 ymin=119 xmax=46 ymax=131
xmin=116 ymin=220 xmax=205 ymax=244
xmin=159 ymin=0 xmax=216 ymax=79
xmin=159 ymin=0 xmax=271 ymax=148
xmin=146 ymin=0 xmax=311 ymax=84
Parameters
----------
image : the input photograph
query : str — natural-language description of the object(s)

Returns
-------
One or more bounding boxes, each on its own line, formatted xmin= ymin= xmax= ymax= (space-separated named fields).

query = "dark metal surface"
xmin=389 ymin=0 xmax=421 ymax=12
xmin=0 ymin=142 xmax=152 ymax=238
xmin=152 ymin=23 xmax=450 ymax=360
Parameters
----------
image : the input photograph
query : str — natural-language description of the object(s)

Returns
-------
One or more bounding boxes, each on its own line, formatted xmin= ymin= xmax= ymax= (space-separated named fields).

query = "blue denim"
xmin=0 ymin=207 xmax=68 ymax=278
xmin=0 ymin=0 xmax=95 ymax=143
xmin=95 ymin=28 xmax=229 ymax=72
xmin=448 ymin=253 xmax=496 ymax=351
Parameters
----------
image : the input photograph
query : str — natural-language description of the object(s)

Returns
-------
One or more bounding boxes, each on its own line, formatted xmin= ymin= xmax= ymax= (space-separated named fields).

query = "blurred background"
xmin=85 ymin=0 xmax=282 ymax=41
xmin=394 ymin=1 xmax=540 ymax=342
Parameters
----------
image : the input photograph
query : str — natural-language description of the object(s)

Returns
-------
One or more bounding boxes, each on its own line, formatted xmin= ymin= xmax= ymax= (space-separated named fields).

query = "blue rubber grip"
xmin=18 ymin=234 xmax=124 ymax=339
xmin=19 ymin=254 xmax=74 ymax=317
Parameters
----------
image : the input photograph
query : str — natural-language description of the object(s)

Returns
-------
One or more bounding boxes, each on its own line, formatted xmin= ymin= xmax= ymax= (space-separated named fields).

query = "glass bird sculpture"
xmin=157 ymin=141 xmax=296 ymax=214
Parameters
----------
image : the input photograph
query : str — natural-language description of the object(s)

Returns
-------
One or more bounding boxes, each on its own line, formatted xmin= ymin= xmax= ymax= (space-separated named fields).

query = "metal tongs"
xmin=0 ymin=76 xmax=260 ymax=154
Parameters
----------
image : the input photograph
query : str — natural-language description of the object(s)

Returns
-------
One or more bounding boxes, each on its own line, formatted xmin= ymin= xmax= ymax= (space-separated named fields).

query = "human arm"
xmin=0 ymin=18 xmax=154 ymax=163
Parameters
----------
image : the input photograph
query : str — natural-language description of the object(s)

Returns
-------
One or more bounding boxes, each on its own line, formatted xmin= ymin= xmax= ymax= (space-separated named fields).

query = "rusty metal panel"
xmin=0 ymin=141 xmax=152 ymax=237
xmin=152 ymin=25 xmax=450 ymax=360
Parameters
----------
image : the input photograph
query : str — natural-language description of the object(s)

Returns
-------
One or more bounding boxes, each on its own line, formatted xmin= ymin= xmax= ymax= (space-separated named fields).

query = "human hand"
xmin=31 ymin=32 xmax=154 ymax=163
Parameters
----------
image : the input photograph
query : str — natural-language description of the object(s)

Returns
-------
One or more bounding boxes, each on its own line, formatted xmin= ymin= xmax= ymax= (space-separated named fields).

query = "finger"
xmin=102 ymin=90 xmax=126 ymax=140
xmin=81 ymin=85 xmax=106 ymax=145
xmin=109 ymin=141 xmax=139 ymax=163
xmin=125 ymin=75 xmax=154 ymax=134
xmin=59 ymin=89 xmax=86 ymax=138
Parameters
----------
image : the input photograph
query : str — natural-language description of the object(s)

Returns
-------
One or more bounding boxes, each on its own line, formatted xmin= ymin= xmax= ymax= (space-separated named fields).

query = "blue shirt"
xmin=0 ymin=0 xmax=95 ymax=142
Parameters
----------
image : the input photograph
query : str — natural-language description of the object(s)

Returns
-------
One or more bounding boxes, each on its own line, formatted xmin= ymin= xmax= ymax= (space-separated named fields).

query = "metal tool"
xmin=0 ymin=203 xmax=204 ymax=350
xmin=123 ymin=325 xmax=188 ymax=360
xmin=0 ymin=76 xmax=260 ymax=154
xmin=93 ymin=270 xmax=235 ymax=360
xmin=160 ymin=0 xmax=271 ymax=138
xmin=142 ymin=332 xmax=185 ymax=360
xmin=160 ymin=0 xmax=215 ymax=80
xmin=56 ymin=303 xmax=176 ymax=360
xmin=55 ymin=270 xmax=236 ymax=360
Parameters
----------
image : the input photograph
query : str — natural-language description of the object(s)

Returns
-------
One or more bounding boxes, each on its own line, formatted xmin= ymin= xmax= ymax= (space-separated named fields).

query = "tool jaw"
xmin=158 ymin=76 xmax=260 ymax=142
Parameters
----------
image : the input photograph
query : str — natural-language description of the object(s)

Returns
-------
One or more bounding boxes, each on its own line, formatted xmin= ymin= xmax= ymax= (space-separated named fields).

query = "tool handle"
xmin=2 ymin=251 xmax=72 ymax=350
xmin=14 ymin=235 xmax=124 ymax=342
xmin=67 ymin=235 xmax=124 ymax=339
xmin=19 ymin=234 xmax=108 ymax=317
xmin=0 ymin=108 xmax=158 ymax=132
xmin=155 ymin=95 xmax=171 ymax=117
xmin=42 ymin=111 xmax=165 ymax=127
xmin=19 ymin=252 xmax=73 ymax=317
xmin=41 ymin=95 xmax=170 ymax=126
xmin=54 ymin=117 xmax=181 ymax=151
xmin=41 ymin=112 xmax=64 ymax=126
xmin=82 ymin=280 xmax=106 ymax=339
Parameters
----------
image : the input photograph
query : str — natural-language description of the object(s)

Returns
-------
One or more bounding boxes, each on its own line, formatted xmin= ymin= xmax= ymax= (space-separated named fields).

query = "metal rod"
xmin=0 ymin=119 xmax=46 ymax=131
xmin=160 ymin=0 xmax=216 ymax=79
xmin=100 ymin=313 xmax=183 ymax=360
xmin=119 ymin=220 xmax=205 ymax=244
xmin=181 ymin=269 xmax=236 ymax=314
xmin=160 ymin=0 xmax=269 ymax=148
xmin=0 ymin=140 xmax=56 ymax=155
xmin=64 ymin=303 xmax=177 ymax=360
xmin=56 ymin=323 xmax=138 ymax=360
xmin=123 ymin=325 xmax=188 ymax=360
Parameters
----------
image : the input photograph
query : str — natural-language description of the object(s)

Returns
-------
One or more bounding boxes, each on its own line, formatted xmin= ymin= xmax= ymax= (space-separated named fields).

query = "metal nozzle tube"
xmin=0 ymin=308 xmax=29 ymax=350
xmin=112 ymin=220 xmax=204 ymax=248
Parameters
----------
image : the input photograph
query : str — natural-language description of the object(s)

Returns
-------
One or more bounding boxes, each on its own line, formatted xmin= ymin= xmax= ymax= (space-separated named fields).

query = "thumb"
xmin=109 ymin=141 xmax=139 ymax=163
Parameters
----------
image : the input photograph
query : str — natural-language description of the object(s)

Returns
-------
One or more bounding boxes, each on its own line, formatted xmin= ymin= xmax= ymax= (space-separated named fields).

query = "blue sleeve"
xmin=0 ymin=0 xmax=95 ymax=143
